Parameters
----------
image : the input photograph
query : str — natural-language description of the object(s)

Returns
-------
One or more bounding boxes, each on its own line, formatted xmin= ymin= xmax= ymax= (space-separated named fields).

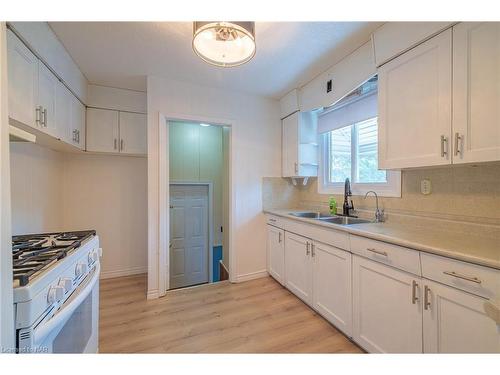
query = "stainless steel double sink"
xmin=289 ymin=212 xmax=372 ymax=225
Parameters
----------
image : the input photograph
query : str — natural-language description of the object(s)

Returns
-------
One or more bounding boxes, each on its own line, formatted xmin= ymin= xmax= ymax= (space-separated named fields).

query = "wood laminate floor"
xmin=99 ymin=274 xmax=363 ymax=353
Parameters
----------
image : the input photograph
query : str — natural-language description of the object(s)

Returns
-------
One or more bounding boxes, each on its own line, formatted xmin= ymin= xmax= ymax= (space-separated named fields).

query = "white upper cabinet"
xmin=378 ymin=29 xmax=452 ymax=169
xmin=86 ymin=108 xmax=146 ymax=156
xmin=312 ymin=242 xmax=352 ymax=337
xmin=7 ymin=29 xmax=38 ymax=128
xmin=300 ymin=41 xmax=376 ymax=112
xmin=69 ymin=94 xmax=86 ymax=150
xmin=267 ymin=224 xmax=285 ymax=285
xmin=452 ymin=22 xmax=500 ymax=164
xmin=352 ymin=255 xmax=423 ymax=353
xmin=86 ymin=108 xmax=119 ymax=153
xmin=282 ymin=111 xmax=318 ymax=177
xmin=55 ymin=80 xmax=71 ymax=141
xmin=423 ymin=279 xmax=500 ymax=353
xmin=280 ymin=89 xmax=299 ymax=119
xmin=118 ymin=112 xmax=147 ymax=155
xmin=284 ymin=232 xmax=313 ymax=305
xmin=37 ymin=62 xmax=58 ymax=137
xmin=372 ymin=22 xmax=453 ymax=67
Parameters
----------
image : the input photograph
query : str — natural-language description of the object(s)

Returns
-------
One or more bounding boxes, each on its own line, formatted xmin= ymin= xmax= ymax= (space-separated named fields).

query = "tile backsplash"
xmin=263 ymin=163 xmax=500 ymax=225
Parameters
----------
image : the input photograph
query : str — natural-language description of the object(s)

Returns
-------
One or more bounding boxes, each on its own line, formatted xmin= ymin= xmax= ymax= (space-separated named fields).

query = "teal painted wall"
xmin=169 ymin=121 xmax=224 ymax=247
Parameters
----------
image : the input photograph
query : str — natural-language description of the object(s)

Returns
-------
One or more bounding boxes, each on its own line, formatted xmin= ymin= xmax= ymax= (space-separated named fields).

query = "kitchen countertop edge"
xmin=264 ymin=209 xmax=500 ymax=271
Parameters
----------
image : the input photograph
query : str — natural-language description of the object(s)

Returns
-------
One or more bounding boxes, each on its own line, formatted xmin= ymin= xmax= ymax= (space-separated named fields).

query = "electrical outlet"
xmin=421 ymin=179 xmax=432 ymax=195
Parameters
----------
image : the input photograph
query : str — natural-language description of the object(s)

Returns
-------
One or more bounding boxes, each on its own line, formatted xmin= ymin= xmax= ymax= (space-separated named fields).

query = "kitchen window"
xmin=318 ymin=82 xmax=401 ymax=197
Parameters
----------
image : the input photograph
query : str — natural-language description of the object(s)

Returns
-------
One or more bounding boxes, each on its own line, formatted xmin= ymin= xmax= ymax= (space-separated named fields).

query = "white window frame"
xmin=318 ymin=120 xmax=401 ymax=197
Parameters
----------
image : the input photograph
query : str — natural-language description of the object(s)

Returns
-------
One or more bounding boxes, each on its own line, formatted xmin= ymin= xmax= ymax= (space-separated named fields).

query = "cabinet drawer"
xmin=421 ymin=253 xmax=500 ymax=299
xmin=266 ymin=215 xmax=283 ymax=229
xmin=349 ymin=235 xmax=421 ymax=276
xmin=284 ymin=220 xmax=349 ymax=251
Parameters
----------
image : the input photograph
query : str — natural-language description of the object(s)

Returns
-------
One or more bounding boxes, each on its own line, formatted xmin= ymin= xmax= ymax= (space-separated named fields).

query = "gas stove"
xmin=12 ymin=230 xmax=101 ymax=353
xmin=12 ymin=230 xmax=96 ymax=287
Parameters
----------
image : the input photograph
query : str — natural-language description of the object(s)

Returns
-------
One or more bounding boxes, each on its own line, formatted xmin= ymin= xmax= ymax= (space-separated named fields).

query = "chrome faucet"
xmin=364 ymin=190 xmax=384 ymax=222
xmin=342 ymin=178 xmax=355 ymax=216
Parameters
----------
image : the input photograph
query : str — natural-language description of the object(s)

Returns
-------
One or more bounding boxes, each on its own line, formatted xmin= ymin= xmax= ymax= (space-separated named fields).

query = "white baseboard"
xmin=147 ymin=289 xmax=159 ymax=300
xmin=100 ymin=265 xmax=148 ymax=280
xmin=235 ymin=269 xmax=269 ymax=283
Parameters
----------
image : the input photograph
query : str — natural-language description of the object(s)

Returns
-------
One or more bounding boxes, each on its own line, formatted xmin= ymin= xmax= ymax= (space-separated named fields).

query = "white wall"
xmin=147 ymin=75 xmax=281 ymax=296
xmin=10 ymin=143 xmax=65 ymax=235
xmin=62 ymin=153 xmax=148 ymax=279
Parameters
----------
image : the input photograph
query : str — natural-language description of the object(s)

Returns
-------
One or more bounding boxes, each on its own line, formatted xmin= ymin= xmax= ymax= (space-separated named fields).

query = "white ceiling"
xmin=49 ymin=22 xmax=383 ymax=99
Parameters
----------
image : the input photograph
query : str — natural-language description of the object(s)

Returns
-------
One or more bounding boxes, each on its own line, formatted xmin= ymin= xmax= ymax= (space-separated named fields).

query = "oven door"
xmin=27 ymin=262 xmax=100 ymax=353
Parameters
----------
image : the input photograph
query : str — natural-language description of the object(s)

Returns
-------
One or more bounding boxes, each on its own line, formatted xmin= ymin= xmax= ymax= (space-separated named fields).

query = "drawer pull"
xmin=269 ymin=218 xmax=276 ymax=222
xmin=306 ymin=242 xmax=310 ymax=255
xmin=366 ymin=248 xmax=388 ymax=257
xmin=443 ymin=271 xmax=482 ymax=284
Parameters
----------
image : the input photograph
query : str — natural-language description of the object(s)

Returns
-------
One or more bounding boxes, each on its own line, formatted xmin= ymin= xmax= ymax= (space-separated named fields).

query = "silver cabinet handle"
xmin=120 ymin=139 xmax=124 ymax=151
xmin=114 ymin=139 xmax=117 ymax=150
xmin=294 ymin=162 xmax=298 ymax=174
xmin=72 ymin=129 xmax=76 ymax=142
xmin=424 ymin=285 xmax=431 ymax=310
xmin=306 ymin=241 xmax=310 ymax=255
xmin=42 ymin=108 xmax=47 ymax=127
xmin=269 ymin=218 xmax=276 ymax=223
xmin=454 ymin=133 xmax=463 ymax=156
xmin=411 ymin=280 xmax=419 ymax=304
xmin=443 ymin=271 xmax=482 ymax=284
xmin=311 ymin=243 xmax=315 ymax=257
xmin=366 ymin=248 xmax=388 ymax=257
xmin=440 ymin=135 xmax=448 ymax=157
xmin=76 ymin=130 xmax=80 ymax=144
xmin=278 ymin=232 xmax=282 ymax=243
xmin=35 ymin=106 xmax=42 ymax=126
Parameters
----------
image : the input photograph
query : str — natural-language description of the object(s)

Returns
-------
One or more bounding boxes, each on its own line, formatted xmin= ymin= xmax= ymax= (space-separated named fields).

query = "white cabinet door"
xmin=282 ymin=112 xmax=299 ymax=177
xmin=37 ymin=62 xmax=58 ymax=137
xmin=352 ymin=255 xmax=423 ymax=353
xmin=378 ymin=29 xmax=452 ymax=169
xmin=55 ymin=81 xmax=71 ymax=142
xmin=284 ymin=232 xmax=313 ymax=305
xmin=267 ymin=225 xmax=285 ymax=285
xmin=453 ymin=22 xmax=500 ymax=164
xmin=423 ymin=279 xmax=500 ymax=353
xmin=312 ymin=242 xmax=352 ymax=336
xmin=119 ymin=112 xmax=147 ymax=155
xmin=86 ymin=108 xmax=119 ymax=153
xmin=70 ymin=94 xmax=86 ymax=150
xmin=7 ymin=29 xmax=38 ymax=128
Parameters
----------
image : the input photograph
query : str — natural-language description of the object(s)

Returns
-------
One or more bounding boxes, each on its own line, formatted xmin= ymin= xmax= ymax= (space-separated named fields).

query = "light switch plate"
xmin=421 ymin=179 xmax=432 ymax=195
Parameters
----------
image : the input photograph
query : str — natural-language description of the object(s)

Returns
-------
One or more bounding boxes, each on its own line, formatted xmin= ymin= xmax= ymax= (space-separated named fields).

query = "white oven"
xmin=18 ymin=262 xmax=100 ymax=354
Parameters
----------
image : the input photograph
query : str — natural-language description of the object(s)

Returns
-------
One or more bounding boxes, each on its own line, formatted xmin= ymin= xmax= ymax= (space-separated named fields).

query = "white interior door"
xmin=170 ymin=184 xmax=209 ymax=289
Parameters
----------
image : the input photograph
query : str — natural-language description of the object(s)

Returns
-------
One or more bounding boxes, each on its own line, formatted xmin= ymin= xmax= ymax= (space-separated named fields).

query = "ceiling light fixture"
xmin=192 ymin=21 xmax=256 ymax=67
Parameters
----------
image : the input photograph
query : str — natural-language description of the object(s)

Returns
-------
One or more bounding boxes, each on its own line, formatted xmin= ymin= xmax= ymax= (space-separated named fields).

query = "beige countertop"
xmin=264 ymin=208 xmax=500 ymax=270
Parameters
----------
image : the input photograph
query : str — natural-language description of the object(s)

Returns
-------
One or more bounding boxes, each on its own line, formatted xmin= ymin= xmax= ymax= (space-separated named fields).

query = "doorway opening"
xmin=168 ymin=121 xmax=230 ymax=289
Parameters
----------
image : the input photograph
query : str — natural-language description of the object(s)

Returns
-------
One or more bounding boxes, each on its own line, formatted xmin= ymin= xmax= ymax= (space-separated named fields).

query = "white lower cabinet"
xmin=352 ymin=255 xmax=423 ymax=353
xmin=312 ymin=241 xmax=352 ymax=336
xmin=267 ymin=225 xmax=285 ymax=285
xmin=423 ymin=279 xmax=500 ymax=353
xmin=284 ymin=232 xmax=313 ymax=305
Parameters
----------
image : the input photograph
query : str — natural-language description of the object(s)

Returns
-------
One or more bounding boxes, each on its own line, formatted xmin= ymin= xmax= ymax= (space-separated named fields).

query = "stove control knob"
xmin=58 ymin=278 xmax=73 ymax=293
xmin=47 ymin=286 xmax=64 ymax=304
xmin=75 ymin=263 xmax=87 ymax=278
xmin=88 ymin=251 xmax=98 ymax=264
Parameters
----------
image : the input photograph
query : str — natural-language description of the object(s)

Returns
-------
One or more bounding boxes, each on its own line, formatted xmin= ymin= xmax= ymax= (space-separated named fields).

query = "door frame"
xmin=156 ymin=112 xmax=234 ymax=297
xmin=169 ymin=181 xmax=214 ymax=285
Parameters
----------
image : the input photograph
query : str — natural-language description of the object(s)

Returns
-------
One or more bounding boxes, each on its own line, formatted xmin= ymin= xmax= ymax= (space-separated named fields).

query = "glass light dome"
xmin=192 ymin=22 xmax=256 ymax=67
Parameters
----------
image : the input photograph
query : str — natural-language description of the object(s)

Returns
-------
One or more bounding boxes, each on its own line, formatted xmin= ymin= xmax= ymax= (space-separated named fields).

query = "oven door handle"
xmin=33 ymin=262 xmax=100 ymax=347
